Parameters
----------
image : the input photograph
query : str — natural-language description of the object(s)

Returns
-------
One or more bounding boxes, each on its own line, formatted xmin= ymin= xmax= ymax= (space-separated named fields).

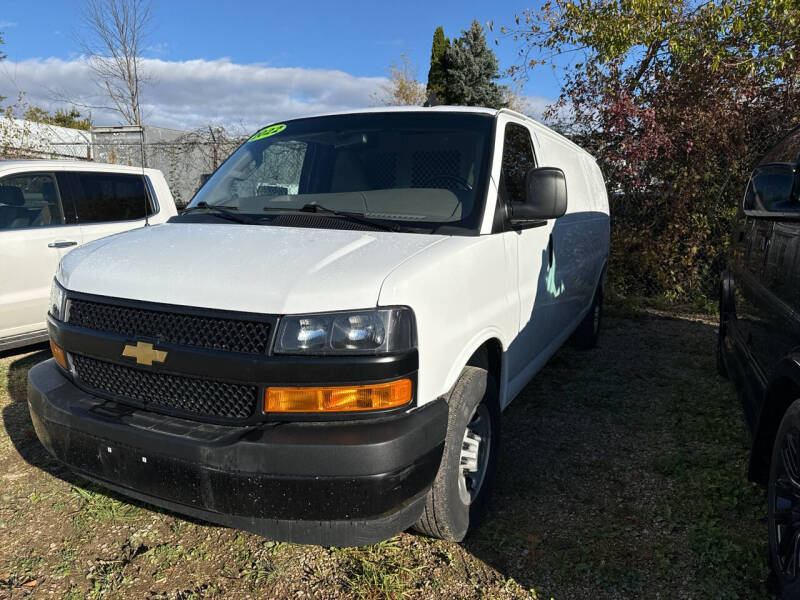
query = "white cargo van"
xmin=28 ymin=107 xmax=609 ymax=546
xmin=0 ymin=161 xmax=177 ymax=351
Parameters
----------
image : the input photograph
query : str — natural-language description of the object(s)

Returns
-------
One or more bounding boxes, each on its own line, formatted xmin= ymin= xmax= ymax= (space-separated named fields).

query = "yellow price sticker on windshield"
xmin=248 ymin=123 xmax=286 ymax=142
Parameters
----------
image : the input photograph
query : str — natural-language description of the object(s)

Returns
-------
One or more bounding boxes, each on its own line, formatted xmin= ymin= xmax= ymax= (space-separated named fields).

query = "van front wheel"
xmin=414 ymin=366 xmax=500 ymax=542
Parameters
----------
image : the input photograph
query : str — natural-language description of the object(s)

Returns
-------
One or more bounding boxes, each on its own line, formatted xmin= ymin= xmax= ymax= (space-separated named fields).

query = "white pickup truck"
xmin=0 ymin=161 xmax=177 ymax=351
xmin=28 ymin=107 xmax=609 ymax=546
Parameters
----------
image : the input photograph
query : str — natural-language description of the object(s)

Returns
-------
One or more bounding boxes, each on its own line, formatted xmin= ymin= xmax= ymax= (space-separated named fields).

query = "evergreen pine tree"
xmin=442 ymin=21 xmax=505 ymax=109
xmin=426 ymin=26 xmax=450 ymax=103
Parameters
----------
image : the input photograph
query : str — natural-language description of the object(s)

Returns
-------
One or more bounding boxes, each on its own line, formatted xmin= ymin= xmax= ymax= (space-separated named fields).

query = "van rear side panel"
xmin=534 ymin=131 xmax=610 ymax=321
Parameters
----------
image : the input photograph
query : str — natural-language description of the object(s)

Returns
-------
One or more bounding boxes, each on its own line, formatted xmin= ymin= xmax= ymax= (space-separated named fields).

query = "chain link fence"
xmin=0 ymin=117 xmax=244 ymax=207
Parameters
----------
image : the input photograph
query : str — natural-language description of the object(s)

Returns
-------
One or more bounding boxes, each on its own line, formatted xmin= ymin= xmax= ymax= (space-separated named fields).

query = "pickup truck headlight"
xmin=49 ymin=279 xmax=67 ymax=321
xmin=275 ymin=307 xmax=416 ymax=355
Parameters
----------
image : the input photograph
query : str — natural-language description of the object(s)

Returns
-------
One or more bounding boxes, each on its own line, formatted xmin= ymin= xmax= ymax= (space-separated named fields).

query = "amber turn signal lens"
xmin=265 ymin=379 xmax=412 ymax=413
xmin=50 ymin=339 xmax=67 ymax=369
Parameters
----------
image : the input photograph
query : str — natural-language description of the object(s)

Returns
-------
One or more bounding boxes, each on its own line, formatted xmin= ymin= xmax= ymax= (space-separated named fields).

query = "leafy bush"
xmin=506 ymin=0 xmax=800 ymax=302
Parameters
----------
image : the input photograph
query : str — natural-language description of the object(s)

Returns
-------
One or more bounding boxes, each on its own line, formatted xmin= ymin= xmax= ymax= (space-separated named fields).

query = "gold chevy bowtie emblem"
xmin=122 ymin=341 xmax=167 ymax=366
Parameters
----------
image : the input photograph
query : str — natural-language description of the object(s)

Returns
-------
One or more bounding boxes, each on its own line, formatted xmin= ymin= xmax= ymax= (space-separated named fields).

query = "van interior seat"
xmin=330 ymin=151 xmax=369 ymax=192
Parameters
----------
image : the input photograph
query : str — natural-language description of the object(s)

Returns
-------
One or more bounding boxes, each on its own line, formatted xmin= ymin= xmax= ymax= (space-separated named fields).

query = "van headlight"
xmin=275 ymin=307 xmax=416 ymax=355
xmin=49 ymin=279 xmax=67 ymax=321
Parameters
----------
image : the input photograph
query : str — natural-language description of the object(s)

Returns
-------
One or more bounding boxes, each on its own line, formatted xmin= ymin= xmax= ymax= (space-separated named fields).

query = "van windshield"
xmin=187 ymin=112 xmax=494 ymax=235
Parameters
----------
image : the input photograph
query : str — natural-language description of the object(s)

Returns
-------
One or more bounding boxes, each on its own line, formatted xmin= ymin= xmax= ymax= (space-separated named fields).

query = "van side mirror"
xmin=508 ymin=167 xmax=567 ymax=227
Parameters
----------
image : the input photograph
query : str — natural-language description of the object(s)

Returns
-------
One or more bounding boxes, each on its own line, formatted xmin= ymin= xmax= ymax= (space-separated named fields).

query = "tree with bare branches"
xmin=79 ymin=0 xmax=152 ymax=125
xmin=373 ymin=53 xmax=426 ymax=107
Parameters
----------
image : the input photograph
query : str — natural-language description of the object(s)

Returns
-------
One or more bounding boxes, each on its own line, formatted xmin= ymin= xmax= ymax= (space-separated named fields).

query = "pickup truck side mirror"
xmin=508 ymin=167 xmax=568 ymax=227
xmin=743 ymin=162 xmax=799 ymax=217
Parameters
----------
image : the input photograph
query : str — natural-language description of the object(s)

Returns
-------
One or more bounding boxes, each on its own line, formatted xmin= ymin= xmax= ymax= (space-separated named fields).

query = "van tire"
xmin=413 ymin=366 xmax=500 ymax=542
xmin=573 ymin=286 xmax=603 ymax=350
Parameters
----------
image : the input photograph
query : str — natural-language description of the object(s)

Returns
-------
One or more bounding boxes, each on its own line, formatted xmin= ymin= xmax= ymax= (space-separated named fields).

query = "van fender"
xmin=440 ymin=328 xmax=508 ymax=407
xmin=596 ymin=259 xmax=608 ymax=294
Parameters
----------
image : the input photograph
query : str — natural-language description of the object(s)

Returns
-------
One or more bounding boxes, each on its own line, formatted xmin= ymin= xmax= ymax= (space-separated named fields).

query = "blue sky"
xmin=0 ymin=1 xmax=566 ymax=130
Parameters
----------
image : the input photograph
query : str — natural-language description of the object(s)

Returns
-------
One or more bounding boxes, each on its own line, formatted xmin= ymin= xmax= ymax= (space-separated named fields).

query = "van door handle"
xmin=48 ymin=241 xmax=77 ymax=248
xmin=548 ymin=234 xmax=554 ymax=267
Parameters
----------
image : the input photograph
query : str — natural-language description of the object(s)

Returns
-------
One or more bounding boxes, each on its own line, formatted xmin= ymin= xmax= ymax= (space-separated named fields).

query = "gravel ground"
xmin=0 ymin=306 xmax=771 ymax=599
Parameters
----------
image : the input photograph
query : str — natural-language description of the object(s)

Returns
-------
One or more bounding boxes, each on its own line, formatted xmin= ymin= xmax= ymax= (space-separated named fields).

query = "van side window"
xmin=0 ymin=172 xmax=64 ymax=230
xmin=500 ymin=123 xmax=536 ymax=204
xmin=73 ymin=173 xmax=154 ymax=223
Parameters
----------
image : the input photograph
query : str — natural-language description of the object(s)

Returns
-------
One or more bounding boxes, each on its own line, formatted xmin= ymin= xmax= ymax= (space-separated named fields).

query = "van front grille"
xmin=67 ymin=299 xmax=272 ymax=355
xmin=71 ymin=354 xmax=257 ymax=421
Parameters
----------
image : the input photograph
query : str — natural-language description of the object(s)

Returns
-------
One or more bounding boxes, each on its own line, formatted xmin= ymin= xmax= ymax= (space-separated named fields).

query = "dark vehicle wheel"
xmin=768 ymin=400 xmax=800 ymax=598
xmin=572 ymin=286 xmax=603 ymax=350
xmin=413 ymin=366 xmax=500 ymax=542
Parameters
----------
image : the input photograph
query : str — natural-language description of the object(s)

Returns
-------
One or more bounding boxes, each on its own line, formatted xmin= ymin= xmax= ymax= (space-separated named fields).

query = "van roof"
xmin=268 ymin=106 xmax=593 ymax=159
xmin=302 ymin=105 xmax=502 ymax=119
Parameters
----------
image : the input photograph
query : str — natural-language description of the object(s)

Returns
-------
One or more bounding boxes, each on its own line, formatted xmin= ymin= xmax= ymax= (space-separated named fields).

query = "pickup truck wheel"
xmin=768 ymin=399 xmax=800 ymax=598
xmin=572 ymin=286 xmax=603 ymax=350
xmin=414 ymin=366 xmax=500 ymax=542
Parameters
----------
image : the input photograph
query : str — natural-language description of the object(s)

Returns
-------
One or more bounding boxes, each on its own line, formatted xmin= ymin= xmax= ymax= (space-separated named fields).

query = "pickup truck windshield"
xmin=188 ymin=112 xmax=494 ymax=235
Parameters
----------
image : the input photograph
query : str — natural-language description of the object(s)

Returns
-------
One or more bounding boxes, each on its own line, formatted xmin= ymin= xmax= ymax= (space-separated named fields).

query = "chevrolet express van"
xmin=28 ymin=107 xmax=610 ymax=546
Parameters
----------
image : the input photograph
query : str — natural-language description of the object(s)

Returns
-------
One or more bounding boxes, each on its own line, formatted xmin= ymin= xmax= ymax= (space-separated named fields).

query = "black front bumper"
xmin=28 ymin=359 xmax=447 ymax=546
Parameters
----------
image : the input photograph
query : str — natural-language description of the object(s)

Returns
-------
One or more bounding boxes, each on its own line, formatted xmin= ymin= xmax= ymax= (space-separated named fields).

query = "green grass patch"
xmin=71 ymin=484 xmax=141 ymax=524
xmin=654 ymin=358 xmax=769 ymax=598
xmin=2 ymin=551 xmax=44 ymax=588
xmin=334 ymin=537 xmax=421 ymax=600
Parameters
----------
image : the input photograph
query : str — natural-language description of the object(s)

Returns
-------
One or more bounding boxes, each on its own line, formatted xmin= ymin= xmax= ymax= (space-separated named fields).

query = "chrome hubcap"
xmin=458 ymin=404 xmax=491 ymax=505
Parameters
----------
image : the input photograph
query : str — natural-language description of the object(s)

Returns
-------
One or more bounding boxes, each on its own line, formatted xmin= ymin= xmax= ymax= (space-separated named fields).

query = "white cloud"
xmin=0 ymin=57 xmax=388 ymax=131
xmin=513 ymin=95 xmax=554 ymax=122
xmin=0 ymin=21 xmax=19 ymax=28
xmin=0 ymin=56 xmax=555 ymax=132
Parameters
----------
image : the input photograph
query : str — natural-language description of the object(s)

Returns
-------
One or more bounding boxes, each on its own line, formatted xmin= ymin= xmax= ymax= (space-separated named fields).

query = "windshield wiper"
xmin=263 ymin=203 xmax=403 ymax=232
xmin=181 ymin=201 xmax=254 ymax=224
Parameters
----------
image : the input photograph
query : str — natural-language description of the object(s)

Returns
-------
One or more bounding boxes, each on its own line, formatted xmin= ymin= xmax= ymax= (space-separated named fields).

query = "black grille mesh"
xmin=72 ymin=354 xmax=257 ymax=420
xmin=411 ymin=149 xmax=462 ymax=189
xmin=68 ymin=299 xmax=271 ymax=355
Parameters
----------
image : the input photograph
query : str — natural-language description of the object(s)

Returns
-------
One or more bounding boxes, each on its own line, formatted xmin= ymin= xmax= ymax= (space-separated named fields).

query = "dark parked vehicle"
xmin=719 ymin=127 xmax=800 ymax=596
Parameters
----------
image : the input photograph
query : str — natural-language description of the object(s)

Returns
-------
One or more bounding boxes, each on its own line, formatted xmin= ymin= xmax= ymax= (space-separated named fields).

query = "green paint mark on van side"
xmin=248 ymin=123 xmax=286 ymax=142
xmin=546 ymin=254 xmax=565 ymax=297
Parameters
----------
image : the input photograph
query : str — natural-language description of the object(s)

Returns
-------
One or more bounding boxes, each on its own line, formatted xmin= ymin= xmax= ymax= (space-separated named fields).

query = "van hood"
xmin=58 ymin=223 xmax=447 ymax=314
